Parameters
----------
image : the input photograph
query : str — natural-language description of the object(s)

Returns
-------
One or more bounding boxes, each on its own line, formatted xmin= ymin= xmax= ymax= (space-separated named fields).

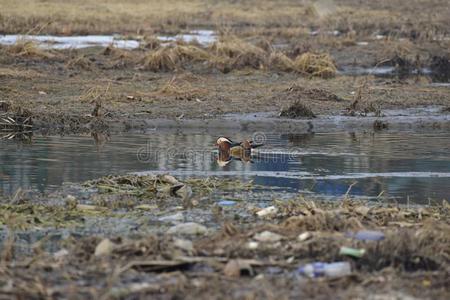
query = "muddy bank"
xmin=1 ymin=26 xmax=450 ymax=135
xmin=95 ymin=107 xmax=450 ymax=134
xmin=0 ymin=174 xmax=449 ymax=299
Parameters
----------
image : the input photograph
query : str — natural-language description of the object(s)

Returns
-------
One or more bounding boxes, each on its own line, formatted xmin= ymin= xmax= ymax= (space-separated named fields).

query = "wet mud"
xmin=0 ymin=174 xmax=449 ymax=299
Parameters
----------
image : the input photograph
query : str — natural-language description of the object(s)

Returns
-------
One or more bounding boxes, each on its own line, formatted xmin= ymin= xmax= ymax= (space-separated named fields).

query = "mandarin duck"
xmin=215 ymin=137 xmax=264 ymax=166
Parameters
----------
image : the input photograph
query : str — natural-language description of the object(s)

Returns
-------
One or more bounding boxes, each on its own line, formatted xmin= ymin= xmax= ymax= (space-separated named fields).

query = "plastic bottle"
xmin=298 ymin=262 xmax=352 ymax=278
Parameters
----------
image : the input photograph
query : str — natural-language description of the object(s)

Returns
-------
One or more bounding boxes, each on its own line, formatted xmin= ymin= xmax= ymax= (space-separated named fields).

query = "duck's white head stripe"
xmin=216 ymin=137 xmax=232 ymax=144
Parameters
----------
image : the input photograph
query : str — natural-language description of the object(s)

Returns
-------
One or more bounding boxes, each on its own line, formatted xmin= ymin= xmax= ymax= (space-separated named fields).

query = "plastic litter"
xmin=218 ymin=200 xmax=237 ymax=206
xmin=349 ymin=230 xmax=385 ymax=241
xmin=298 ymin=262 xmax=351 ymax=278
xmin=340 ymin=246 xmax=366 ymax=258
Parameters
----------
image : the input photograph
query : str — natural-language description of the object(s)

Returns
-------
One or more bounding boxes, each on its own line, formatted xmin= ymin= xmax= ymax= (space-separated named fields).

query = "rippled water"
xmin=1 ymin=131 xmax=449 ymax=203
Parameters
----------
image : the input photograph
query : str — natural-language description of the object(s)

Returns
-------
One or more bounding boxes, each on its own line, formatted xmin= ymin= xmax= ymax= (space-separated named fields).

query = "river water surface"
xmin=1 ymin=131 xmax=449 ymax=203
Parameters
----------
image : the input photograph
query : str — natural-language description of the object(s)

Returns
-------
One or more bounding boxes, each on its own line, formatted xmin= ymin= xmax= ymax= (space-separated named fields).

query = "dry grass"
xmin=171 ymin=45 xmax=211 ymax=63
xmin=141 ymin=36 xmax=162 ymax=50
xmin=3 ymin=40 xmax=55 ymax=59
xmin=103 ymin=46 xmax=138 ymax=69
xmin=156 ymin=76 xmax=208 ymax=101
xmin=142 ymin=39 xmax=272 ymax=73
xmin=208 ymin=37 xmax=267 ymax=71
xmin=142 ymin=47 xmax=179 ymax=72
xmin=280 ymin=100 xmax=316 ymax=119
xmin=293 ymin=52 xmax=337 ymax=78
xmin=268 ymin=51 xmax=294 ymax=72
xmin=1 ymin=34 xmax=340 ymax=76
xmin=66 ymin=55 xmax=93 ymax=70
xmin=0 ymin=67 xmax=41 ymax=79
xmin=0 ymin=0 xmax=315 ymax=35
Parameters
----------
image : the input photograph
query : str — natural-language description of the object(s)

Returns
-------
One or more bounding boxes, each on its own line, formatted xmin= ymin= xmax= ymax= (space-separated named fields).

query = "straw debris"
xmin=293 ymin=52 xmax=337 ymax=78
xmin=209 ymin=37 xmax=267 ymax=71
xmin=268 ymin=51 xmax=295 ymax=72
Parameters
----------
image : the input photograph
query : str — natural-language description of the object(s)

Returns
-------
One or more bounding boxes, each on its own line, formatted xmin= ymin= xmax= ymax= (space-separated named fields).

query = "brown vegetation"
xmin=294 ymin=52 xmax=337 ymax=78
xmin=280 ymin=101 xmax=316 ymax=119
xmin=0 ymin=183 xmax=448 ymax=299
xmin=2 ymin=40 xmax=56 ymax=59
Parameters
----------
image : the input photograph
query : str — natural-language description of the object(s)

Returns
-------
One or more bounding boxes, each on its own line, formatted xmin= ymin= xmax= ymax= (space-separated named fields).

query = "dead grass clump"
xmin=142 ymin=45 xmax=211 ymax=72
xmin=66 ymin=55 xmax=93 ymax=70
xmin=142 ymin=36 xmax=161 ymax=50
xmin=285 ymin=84 xmax=343 ymax=102
xmin=102 ymin=46 xmax=138 ymax=68
xmin=379 ymin=40 xmax=419 ymax=74
xmin=155 ymin=76 xmax=208 ymax=101
xmin=430 ymin=55 xmax=450 ymax=82
xmin=360 ymin=221 xmax=450 ymax=271
xmin=5 ymin=40 xmax=55 ymax=59
xmin=268 ymin=52 xmax=294 ymax=72
xmin=171 ymin=45 xmax=211 ymax=63
xmin=78 ymin=85 xmax=111 ymax=104
xmin=0 ymin=108 xmax=33 ymax=139
xmin=209 ymin=37 xmax=267 ymax=71
xmin=280 ymin=100 xmax=316 ymax=119
xmin=293 ymin=52 xmax=337 ymax=78
xmin=142 ymin=47 xmax=179 ymax=72
xmin=0 ymin=67 xmax=41 ymax=79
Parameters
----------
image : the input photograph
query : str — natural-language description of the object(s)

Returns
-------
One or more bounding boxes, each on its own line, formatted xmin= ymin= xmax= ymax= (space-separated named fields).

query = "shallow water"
xmin=1 ymin=131 xmax=449 ymax=203
xmin=0 ymin=30 xmax=216 ymax=49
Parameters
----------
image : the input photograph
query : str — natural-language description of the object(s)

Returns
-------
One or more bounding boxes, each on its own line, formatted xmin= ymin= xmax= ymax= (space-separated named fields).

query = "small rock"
xmin=135 ymin=204 xmax=157 ymax=211
xmin=253 ymin=231 xmax=283 ymax=243
xmin=76 ymin=204 xmax=101 ymax=211
xmin=256 ymin=206 xmax=278 ymax=217
xmin=162 ymin=175 xmax=179 ymax=185
xmin=95 ymin=238 xmax=116 ymax=257
xmin=53 ymin=249 xmax=69 ymax=259
xmin=223 ymin=259 xmax=253 ymax=277
xmin=167 ymin=222 xmax=207 ymax=235
xmin=298 ymin=232 xmax=312 ymax=241
xmin=218 ymin=200 xmax=237 ymax=206
xmin=254 ymin=274 xmax=265 ymax=280
xmin=38 ymin=91 xmax=47 ymax=95
xmin=173 ymin=238 xmax=194 ymax=252
xmin=351 ymin=230 xmax=385 ymax=241
xmin=158 ymin=212 xmax=184 ymax=222
xmin=171 ymin=184 xmax=193 ymax=200
xmin=246 ymin=241 xmax=259 ymax=250
xmin=355 ymin=206 xmax=370 ymax=216
xmin=66 ymin=195 xmax=76 ymax=202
